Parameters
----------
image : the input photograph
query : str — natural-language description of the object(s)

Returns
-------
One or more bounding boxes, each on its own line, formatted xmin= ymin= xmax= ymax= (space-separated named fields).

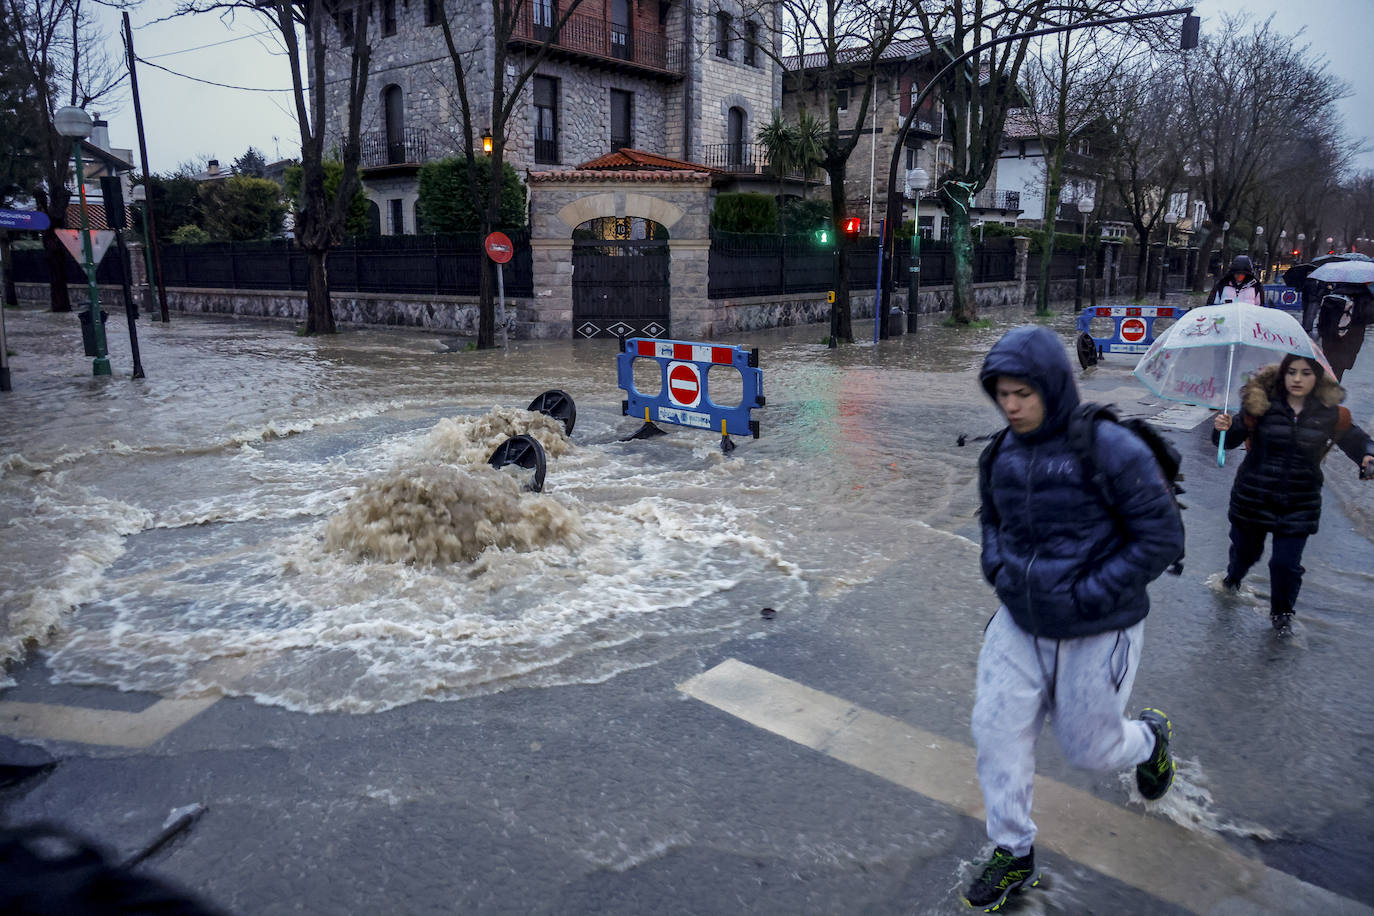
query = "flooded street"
xmin=2 ymin=304 xmax=1372 ymax=913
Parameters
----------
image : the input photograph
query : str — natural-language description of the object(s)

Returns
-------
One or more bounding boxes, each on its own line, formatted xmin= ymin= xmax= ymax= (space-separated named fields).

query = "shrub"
xmin=282 ymin=161 xmax=371 ymax=237
xmin=778 ymin=197 xmax=830 ymax=235
xmin=167 ymin=224 xmax=211 ymax=245
xmin=416 ymin=157 xmax=527 ymax=233
xmin=711 ymin=192 xmax=778 ymax=233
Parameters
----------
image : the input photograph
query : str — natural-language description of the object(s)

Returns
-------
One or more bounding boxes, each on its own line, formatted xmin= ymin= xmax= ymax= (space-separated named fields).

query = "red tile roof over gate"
xmin=574 ymin=148 xmax=722 ymax=173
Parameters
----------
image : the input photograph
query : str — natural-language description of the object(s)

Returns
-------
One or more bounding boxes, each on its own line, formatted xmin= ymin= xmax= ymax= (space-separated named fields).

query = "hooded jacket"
xmin=1213 ymin=365 xmax=1374 ymax=535
xmin=1208 ymin=256 xmax=1263 ymax=306
xmin=978 ymin=326 xmax=1184 ymax=639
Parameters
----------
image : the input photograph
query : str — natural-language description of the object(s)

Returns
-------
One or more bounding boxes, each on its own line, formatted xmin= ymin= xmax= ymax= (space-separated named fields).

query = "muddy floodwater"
xmin=1 ymin=308 xmax=1030 ymax=713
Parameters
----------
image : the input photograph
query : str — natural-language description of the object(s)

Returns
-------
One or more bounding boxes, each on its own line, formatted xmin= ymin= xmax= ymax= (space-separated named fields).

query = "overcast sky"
xmin=96 ymin=0 xmax=1374 ymax=175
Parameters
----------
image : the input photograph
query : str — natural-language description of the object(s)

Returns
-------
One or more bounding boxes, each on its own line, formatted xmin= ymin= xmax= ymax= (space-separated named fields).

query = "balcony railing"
xmin=361 ymin=127 xmax=429 ymax=168
xmin=919 ymin=188 xmax=1021 ymax=211
xmin=510 ymin=8 xmax=684 ymax=76
xmin=699 ymin=142 xmax=809 ymax=179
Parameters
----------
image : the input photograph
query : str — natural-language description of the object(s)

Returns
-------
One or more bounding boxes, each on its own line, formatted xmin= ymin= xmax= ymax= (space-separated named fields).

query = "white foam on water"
xmin=1121 ymin=756 xmax=1277 ymax=840
xmin=37 ymin=410 xmax=814 ymax=712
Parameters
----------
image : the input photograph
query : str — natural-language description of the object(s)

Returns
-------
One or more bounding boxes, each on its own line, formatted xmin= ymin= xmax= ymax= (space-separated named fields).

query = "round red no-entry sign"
xmin=484 ymin=231 xmax=514 ymax=264
xmin=1120 ymin=317 xmax=1147 ymax=343
xmin=666 ymin=361 xmax=702 ymax=408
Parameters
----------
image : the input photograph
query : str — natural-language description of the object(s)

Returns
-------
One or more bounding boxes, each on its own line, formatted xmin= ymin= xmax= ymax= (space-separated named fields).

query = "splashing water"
xmin=1121 ymin=756 xmax=1277 ymax=840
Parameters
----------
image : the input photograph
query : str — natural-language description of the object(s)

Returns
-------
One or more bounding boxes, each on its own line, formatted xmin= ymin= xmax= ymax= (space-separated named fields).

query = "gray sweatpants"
xmin=971 ymin=607 xmax=1156 ymax=856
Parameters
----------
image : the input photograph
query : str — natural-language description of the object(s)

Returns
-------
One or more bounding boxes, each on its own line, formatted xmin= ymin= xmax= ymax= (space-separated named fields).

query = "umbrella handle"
xmin=1217 ymin=340 xmax=1236 ymax=468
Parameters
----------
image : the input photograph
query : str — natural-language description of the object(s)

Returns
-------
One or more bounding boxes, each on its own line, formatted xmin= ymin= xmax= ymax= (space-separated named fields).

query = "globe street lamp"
xmin=54 ymin=105 xmax=111 ymax=377
xmin=1076 ymin=196 xmax=1094 ymax=310
xmin=1297 ymin=232 xmax=1306 ymax=261
xmin=1254 ymin=225 xmax=1264 ymax=280
xmin=1160 ymin=211 xmax=1178 ymax=301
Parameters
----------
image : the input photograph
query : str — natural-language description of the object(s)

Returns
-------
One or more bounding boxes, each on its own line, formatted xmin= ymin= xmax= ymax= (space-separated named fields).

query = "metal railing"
xmin=360 ymin=127 xmax=429 ymax=168
xmin=698 ymin=142 xmax=809 ymax=179
xmin=154 ymin=232 xmax=533 ymax=297
xmin=919 ymin=188 xmax=1021 ymax=211
xmin=511 ymin=8 xmax=684 ymax=75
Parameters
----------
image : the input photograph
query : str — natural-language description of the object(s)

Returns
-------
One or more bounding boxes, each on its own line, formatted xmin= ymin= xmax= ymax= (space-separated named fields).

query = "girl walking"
xmin=1212 ymin=353 xmax=1374 ymax=633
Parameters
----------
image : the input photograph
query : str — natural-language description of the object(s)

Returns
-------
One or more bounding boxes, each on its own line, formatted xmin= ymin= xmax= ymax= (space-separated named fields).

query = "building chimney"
xmin=207 ymin=159 xmax=220 ymax=176
xmin=90 ymin=115 xmax=111 ymax=152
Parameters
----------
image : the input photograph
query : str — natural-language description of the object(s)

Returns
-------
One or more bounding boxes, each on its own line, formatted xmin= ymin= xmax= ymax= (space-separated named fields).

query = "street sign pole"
xmin=484 ymin=231 xmax=515 ymax=350
xmin=497 ymin=261 xmax=506 ymax=349
xmin=0 ymin=252 xmax=10 ymax=391
xmin=73 ymin=143 xmax=112 ymax=377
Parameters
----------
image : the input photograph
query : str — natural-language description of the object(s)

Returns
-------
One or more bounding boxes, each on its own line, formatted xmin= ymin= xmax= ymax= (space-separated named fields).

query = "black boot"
xmin=1271 ymin=608 xmax=1294 ymax=636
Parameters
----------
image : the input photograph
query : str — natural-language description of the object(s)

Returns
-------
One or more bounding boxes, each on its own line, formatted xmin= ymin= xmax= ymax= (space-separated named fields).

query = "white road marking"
xmin=0 ymin=697 xmax=218 ymax=748
xmin=679 ymin=658 xmax=1373 ymax=916
xmin=1151 ymin=403 xmax=1215 ymax=431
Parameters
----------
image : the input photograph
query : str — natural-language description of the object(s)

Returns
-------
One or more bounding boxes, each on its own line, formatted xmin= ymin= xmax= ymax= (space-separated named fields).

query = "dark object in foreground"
xmin=527 ymin=389 xmax=576 ymax=435
xmin=760 ymin=607 xmax=776 ymax=619
xmin=488 ymin=434 xmax=547 ymax=493
xmin=621 ymin=420 xmax=666 ymax=441
xmin=0 ymin=823 xmax=227 ymax=915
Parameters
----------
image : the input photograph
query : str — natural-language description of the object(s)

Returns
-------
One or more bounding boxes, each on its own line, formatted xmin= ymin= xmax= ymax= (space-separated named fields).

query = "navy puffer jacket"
xmin=978 ymin=326 xmax=1185 ymax=639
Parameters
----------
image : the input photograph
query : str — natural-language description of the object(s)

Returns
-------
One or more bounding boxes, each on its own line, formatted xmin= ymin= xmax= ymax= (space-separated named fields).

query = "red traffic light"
xmin=1292 ymin=249 xmax=1300 ymax=257
xmin=842 ymin=217 xmax=862 ymax=235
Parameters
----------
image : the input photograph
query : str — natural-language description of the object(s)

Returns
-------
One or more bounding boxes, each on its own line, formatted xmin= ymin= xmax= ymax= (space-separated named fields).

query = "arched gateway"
xmin=527 ymin=153 xmax=713 ymax=340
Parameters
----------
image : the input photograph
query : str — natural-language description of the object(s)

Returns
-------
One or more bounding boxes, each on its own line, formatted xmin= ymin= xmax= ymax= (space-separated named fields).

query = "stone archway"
xmin=527 ymin=170 xmax=713 ymax=339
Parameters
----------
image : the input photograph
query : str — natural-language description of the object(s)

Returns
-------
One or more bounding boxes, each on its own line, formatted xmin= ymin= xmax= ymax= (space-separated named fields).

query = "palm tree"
xmin=756 ymin=110 xmax=798 ymax=201
xmin=792 ymin=110 xmax=825 ymax=199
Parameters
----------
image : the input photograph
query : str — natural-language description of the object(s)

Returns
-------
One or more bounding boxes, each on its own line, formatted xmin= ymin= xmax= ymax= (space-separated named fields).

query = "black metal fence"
xmin=151 ymin=232 xmax=532 ymax=297
xmin=707 ymin=232 xmax=1017 ymax=299
xmin=10 ymin=246 xmax=132 ymax=285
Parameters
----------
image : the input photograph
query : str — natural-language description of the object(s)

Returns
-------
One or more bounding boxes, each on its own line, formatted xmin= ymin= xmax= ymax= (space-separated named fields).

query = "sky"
xmin=93 ymin=0 xmax=1374 ymax=176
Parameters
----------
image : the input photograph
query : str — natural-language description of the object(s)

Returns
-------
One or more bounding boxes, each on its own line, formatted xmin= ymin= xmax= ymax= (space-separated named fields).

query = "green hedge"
xmin=711 ymin=192 xmax=778 ymax=233
xmin=417 ymin=157 xmax=527 ymax=233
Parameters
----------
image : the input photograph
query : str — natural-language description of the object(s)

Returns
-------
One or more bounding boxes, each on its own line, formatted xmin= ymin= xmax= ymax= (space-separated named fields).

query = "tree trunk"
xmin=948 ymin=189 xmax=977 ymax=324
xmin=1135 ymin=231 xmax=1151 ymax=296
xmin=1189 ymin=226 xmax=1217 ymax=291
xmin=42 ymin=229 xmax=72 ymax=312
xmin=1 ymin=233 xmax=18 ymax=307
xmin=304 ymin=247 xmax=336 ymax=334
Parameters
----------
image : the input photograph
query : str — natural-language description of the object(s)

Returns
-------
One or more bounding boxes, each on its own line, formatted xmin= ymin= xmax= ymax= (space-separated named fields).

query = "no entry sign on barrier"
xmin=616 ymin=338 xmax=764 ymax=440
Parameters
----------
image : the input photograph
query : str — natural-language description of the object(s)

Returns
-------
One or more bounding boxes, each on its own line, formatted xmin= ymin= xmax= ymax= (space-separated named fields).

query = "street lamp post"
xmin=905 ymin=168 xmax=929 ymax=333
xmin=1279 ymin=229 xmax=1287 ymax=268
xmin=1160 ymin=211 xmax=1178 ymax=301
xmin=1076 ymin=196 xmax=1093 ymax=310
xmin=1326 ymin=236 xmax=1334 ymax=254
xmin=1297 ymin=232 xmax=1306 ymax=262
xmin=1253 ymin=225 xmax=1264 ymax=280
xmin=55 ymin=106 xmax=110 ymax=377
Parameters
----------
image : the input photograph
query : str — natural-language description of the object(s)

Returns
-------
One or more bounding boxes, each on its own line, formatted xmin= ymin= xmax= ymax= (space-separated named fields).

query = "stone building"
xmin=781 ymin=39 xmax=1022 ymax=239
xmin=311 ymin=0 xmax=783 ymax=234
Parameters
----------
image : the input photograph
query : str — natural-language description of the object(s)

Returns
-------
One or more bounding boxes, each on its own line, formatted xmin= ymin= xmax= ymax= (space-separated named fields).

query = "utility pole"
xmin=123 ymin=12 xmax=168 ymax=322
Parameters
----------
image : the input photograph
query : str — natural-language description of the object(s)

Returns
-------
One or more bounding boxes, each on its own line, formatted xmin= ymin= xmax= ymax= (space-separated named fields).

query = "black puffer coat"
xmin=1213 ymin=365 xmax=1374 ymax=535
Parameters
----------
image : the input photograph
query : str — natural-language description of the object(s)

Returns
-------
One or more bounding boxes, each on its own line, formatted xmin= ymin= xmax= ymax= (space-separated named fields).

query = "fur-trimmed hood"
xmin=1241 ymin=364 xmax=1346 ymax=417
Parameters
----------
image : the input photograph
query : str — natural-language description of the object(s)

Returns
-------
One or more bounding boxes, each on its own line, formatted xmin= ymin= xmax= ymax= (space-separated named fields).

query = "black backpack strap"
xmin=1068 ymin=402 xmax=1118 ymax=509
xmin=977 ymin=427 xmax=1010 ymax=519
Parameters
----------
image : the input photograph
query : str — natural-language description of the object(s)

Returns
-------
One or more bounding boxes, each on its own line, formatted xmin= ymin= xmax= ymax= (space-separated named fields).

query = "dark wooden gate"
xmin=572 ymin=239 xmax=670 ymax=339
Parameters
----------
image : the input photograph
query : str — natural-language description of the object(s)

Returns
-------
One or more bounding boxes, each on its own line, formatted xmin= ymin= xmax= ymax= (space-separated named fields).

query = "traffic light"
xmin=1292 ymin=249 xmax=1300 ymax=257
xmin=842 ymin=216 xmax=862 ymax=236
xmin=1181 ymin=15 xmax=1200 ymax=50
xmin=815 ymin=222 xmax=832 ymax=246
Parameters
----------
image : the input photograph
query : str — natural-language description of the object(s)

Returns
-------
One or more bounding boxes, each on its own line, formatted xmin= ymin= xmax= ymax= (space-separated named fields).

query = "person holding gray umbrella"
xmin=1308 ymin=259 xmax=1374 ymax=381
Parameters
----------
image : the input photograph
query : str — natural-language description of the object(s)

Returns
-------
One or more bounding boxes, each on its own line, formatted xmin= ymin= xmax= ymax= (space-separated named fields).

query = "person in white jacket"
xmin=1208 ymin=255 xmax=1263 ymax=305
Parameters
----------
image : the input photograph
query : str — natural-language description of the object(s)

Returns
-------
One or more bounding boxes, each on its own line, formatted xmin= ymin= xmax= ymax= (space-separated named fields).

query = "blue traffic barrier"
xmin=1074 ymin=304 xmax=1186 ymax=368
xmin=617 ymin=338 xmax=764 ymax=445
xmin=1263 ymin=284 xmax=1301 ymax=310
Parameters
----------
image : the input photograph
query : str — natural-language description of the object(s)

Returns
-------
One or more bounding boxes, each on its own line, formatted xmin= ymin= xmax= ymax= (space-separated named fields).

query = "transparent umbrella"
xmin=1134 ymin=302 xmax=1331 ymax=466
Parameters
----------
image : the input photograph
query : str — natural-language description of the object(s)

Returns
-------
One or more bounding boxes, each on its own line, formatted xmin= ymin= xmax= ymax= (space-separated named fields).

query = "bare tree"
xmin=1099 ymin=53 xmax=1187 ymax=293
xmin=2 ymin=0 xmax=126 ymax=312
xmin=433 ymin=0 xmax=598 ymax=349
xmin=174 ymin=0 xmax=372 ymax=334
xmin=1179 ymin=14 xmax=1348 ymax=290
xmin=901 ymin=0 xmax=1054 ymax=324
xmin=1018 ymin=0 xmax=1170 ymax=312
xmin=742 ymin=0 xmax=917 ymax=343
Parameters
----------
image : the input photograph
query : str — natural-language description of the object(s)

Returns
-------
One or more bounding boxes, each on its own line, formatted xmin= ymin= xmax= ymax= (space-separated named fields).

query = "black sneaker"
xmin=963 ymin=846 xmax=1040 ymax=912
xmin=1136 ymin=708 xmax=1174 ymax=801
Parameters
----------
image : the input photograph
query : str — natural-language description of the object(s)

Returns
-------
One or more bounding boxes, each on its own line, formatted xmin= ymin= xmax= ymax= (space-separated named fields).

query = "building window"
xmin=727 ymin=106 xmax=746 ymax=166
xmin=425 ymin=0 xmax=442 ymax=26
xmin=936 ymin=144 xmax=952 ymax=176
xmin=836 ymin=87 xmax=848 ymax=112
xmin=715 ymin=12 xmax=731 ymax=59
xmin=534 ymin=76 xmax=559 ymax=164
xmin=414 ymin=200 xmax=426 ymax=235
xmin=610 ymin=90 xmax=634 ymax=150
xmin=382 ymin=0 xmax=396 ymax=36
xmin=383 ymin=85 xmax=405 ymax=164
xmin=743 ymin=20 xmax=757 ymax=65
xmin=532 ymin=0 xmax=556 ymax=40
xmin=610 ymin=0 xmax=632 ymax=60
xmin=388 ymin=199 xmax=404 ymax=235
xmin=905 ymin=148 xmax=917 ymax=170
